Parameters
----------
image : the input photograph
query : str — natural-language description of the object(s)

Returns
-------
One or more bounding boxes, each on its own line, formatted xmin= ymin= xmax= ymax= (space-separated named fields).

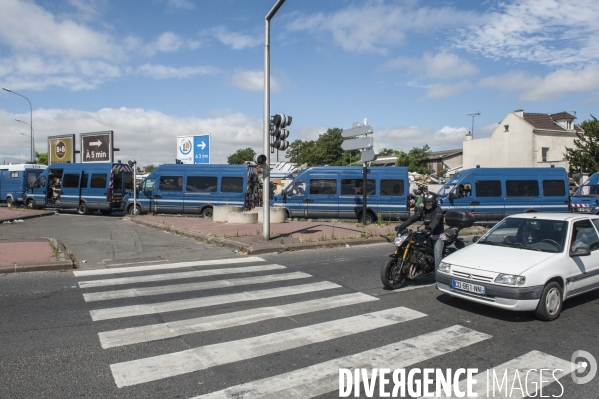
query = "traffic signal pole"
xmin=263 ymin=0 xmax=286 ymax=241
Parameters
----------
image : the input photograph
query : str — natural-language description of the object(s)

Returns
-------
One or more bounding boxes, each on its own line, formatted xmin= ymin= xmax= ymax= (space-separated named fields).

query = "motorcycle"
xmin=380 ymin=210 xmax=475 ymax=290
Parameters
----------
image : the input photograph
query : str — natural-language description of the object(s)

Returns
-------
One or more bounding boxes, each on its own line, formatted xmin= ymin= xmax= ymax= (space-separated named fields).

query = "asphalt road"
xmin=1 ymin=213 xmax=599 ymax=398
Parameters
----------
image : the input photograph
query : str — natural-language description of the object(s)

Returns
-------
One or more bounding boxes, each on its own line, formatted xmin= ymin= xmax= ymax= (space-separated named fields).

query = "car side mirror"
xmin=570 ymin=247 xmax=591 ymax=257
xmin=472 ymin=236 xmax=480 ymax=243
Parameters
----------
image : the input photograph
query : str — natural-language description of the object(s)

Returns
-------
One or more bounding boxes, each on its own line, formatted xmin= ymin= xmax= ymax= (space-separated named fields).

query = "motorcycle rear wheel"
xmin=381 ymin=257 xmax=406 ymax=290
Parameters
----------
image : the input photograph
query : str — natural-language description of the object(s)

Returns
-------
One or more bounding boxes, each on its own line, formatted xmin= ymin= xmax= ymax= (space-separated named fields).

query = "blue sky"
xmin=1 ymin=0 xmax=599 ymax=166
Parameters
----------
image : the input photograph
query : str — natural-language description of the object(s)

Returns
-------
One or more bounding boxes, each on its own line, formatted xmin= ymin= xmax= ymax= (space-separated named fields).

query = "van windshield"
xmin=573 ymin=184 xmax=599 ymax=197
xmin=437 ymin=183 xmax=456 ymax=197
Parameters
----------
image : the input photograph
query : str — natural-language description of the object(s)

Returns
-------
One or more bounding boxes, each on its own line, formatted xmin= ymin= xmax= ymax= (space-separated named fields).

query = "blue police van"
xmin=24 ymin=162 xmax=133 ymax=214
xmin=0 ymin=164 xmax=46 ymax=207
xmin=270 ymin=166 xmax=410 ymax=223
xmin=570 ymin=172 xmax=599 ymax=214
xmin=122 ymin=164 xmax=259 ymax=217
xmin=436 ymin=166 xmax=570 ymax=221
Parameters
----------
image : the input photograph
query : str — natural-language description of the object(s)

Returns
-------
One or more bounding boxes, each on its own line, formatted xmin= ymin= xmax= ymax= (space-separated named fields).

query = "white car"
xmin=436 ymin=213 xmax=599 ymax=321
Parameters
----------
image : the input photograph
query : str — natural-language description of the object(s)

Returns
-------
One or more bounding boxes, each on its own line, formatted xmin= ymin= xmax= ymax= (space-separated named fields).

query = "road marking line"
xmin=431 ymin=350 xmax=577 ymax=398
xmin=110 ymin=307 xmax=427 ymax=387
xmin=190 ymin=325 xmax=490 ymax=399
xmin=89 ymin=281 xmax=342 ymax=321
xmin=98 ymin=292 xmax=378 ymax=348
xmin=78 ymin=264 xmax=288 ymax=289
xmin=73 ymin=256 xmax=265 ymax=276
xmin=84 ymin=271 xmax=311 ymax=302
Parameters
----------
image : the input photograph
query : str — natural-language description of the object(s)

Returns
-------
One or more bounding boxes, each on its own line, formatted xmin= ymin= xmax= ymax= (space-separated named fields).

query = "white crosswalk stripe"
xmin=191 ymin=325 xmax=491 ymax=399
xmin=89 ymin=281 xmax=341 ymax=321
xmin=78 ymin=264 xmax=287 ymax=289
xmin=74 ymin=256 xmax=577 ymax=397
xmin=83 ymin=271 xmax=311 ymax=301
xmin=110 ymin=307 xmax=427 ymax=387
xmin=98 ymin=292 xmax=378 ymax=349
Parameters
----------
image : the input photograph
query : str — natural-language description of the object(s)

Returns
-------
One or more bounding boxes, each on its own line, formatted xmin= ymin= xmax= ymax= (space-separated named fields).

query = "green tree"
xmin=395 ymin=145 xmax=432 ymax=174
xmin=34 ymin=151 xmax=47 ymax=165
xmin=378 ymin=148 xmax=396 ymax=157
xmin=286 ymin=128 xmax=351 ymax=166
xmin=227 ymin=147 xmax=256 ymax=164
xmin=565 ymin=115 xmax=599 ymax=173
xmin=287 ymin=139 xmax=317 ymax=165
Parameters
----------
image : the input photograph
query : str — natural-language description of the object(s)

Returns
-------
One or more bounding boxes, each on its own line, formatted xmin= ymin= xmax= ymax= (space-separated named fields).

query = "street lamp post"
xmin=263 ymin=0 xmax=286 ymax=241
xmin=3 ymin=88 xmax=33 ymax=163
xmin=467 ymin=112 xmax=480 ymax=139
xmin=15 ymin=119 xmax=34 ymax=162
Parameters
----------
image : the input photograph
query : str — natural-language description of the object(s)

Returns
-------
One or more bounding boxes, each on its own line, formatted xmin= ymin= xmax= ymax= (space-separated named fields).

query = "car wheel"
xmin=201 ymin=207 xmax=213 ymax=218
xmin=77 ymin=202 xmax=89 ymax=215
xmin=129 ymin=205 xmax=142 ymax=215
xmin=27 ymin=199 xmax=35 ymax=209
xmin=535 ymin=282 xmax=563 ymax=321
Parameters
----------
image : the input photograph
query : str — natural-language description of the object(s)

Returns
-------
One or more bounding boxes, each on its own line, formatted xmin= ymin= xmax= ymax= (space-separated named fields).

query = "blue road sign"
xmin=193 ymin=135 xmax=210 ymax=164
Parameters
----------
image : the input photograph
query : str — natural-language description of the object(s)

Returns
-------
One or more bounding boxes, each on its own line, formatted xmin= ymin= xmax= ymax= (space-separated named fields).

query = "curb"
xmin=0 ymin=210 xmax=56 ymax=224
xmin=0 ymin=237 xmax=74 ymax=274
xmin=130 ymin=218 xmax=394 ymax=255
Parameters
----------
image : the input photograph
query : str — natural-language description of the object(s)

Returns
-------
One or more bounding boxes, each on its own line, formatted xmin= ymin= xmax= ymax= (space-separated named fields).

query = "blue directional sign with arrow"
xmin=193 ymin=134 xmax=210 ymax=164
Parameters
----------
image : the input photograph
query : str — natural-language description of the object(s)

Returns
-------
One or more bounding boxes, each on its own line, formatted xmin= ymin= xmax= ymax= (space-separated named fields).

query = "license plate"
xmin=452 ymin=279 xmax=486 ymax=295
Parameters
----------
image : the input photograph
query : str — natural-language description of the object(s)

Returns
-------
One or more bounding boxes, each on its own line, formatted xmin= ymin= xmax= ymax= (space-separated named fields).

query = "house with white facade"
xmin=463 ymin=110 xmax=584 ymax=170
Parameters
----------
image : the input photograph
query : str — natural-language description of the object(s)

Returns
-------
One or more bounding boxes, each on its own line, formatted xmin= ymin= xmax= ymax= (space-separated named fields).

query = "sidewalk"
xmin=0 ymin=207 xmax=73 ymax=273
xmin=131 ymin=214 xmax=487 ymax=255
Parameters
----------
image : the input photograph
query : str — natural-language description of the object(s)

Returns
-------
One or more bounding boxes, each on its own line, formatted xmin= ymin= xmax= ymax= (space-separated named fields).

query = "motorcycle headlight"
xmin=438 ymin=262 xmax=451 ymax=273
xmin=495 ymin=274 xmax=526 ymax=286
xmin=394 ymin=233 xmax=408 ymax=246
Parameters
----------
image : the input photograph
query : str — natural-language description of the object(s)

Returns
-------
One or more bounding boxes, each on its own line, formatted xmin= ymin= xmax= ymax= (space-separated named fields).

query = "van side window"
xmin=90 ymin=174 xmax=107 ymax=188
xmin=506 ymin=180 xmax=539 ymax=196
xmin=542 ymin=180 xmax=566 ymax=196
xmin=63 ymin=174 xmax=80 ymax=188
xmin=222 ymin=177 xmax=243 ymax=193
xmin=160 ymin=176 xmax=183 ymax=192
xmin=310 ymin=179 xmax=337 ymax=195
xmin=81 ymin=173 xmax=89 ymax=188
xmin=27 ymin=172 xmax=37 ymax=187
xmin=380 ymin=179 xmax=404 ymax=196
xmin=10 ymin=171 xmax=18 ymax=178
xmin=186 ymin=176 xmax=217 ymax=193
xmin=341 ymin=179 xmax=375 ymax=195
xmin=475 ymin=180 xmax=502 ymax=197
xmin=571 ymin=220 xmax=599 ymax=252
xmin=36 ymin=176 xmax=46 ymax=188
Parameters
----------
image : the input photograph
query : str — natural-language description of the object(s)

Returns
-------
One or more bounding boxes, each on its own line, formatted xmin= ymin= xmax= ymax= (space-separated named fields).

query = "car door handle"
xmin=303 ymin=199 xmax=313 ymax=203
xmin=154 ymin=195 xmax=162 ymax=199
xmin=470 ymin=201 xmax=480 ymax=205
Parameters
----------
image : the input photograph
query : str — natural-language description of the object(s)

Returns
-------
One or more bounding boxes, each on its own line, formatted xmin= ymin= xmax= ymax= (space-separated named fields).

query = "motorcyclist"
xmin=396 ymin=192 xmax=445 ymax=273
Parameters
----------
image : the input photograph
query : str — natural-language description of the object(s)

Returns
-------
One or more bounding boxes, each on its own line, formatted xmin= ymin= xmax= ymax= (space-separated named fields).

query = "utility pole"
xmin=467 ymin=112 xmax=480 ymax=139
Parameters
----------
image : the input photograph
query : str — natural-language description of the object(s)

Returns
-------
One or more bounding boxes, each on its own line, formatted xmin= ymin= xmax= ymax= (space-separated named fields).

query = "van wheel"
xmin=26 ymin=199 xmax=35 ymax=209
xmin=6 ymin=197 xmax=13 ymax=207
xmin=77 ymin=202 xmax=90 ymax=215
xmin=535 ymin=282 xmax=563 ymax=321
xmin=357 ymin=212 xmax=375 ymax=225
xmin=201 ymin=207 xmax=213 ymax=218
xmin=129 ymin=205 xmax=142 ymax=215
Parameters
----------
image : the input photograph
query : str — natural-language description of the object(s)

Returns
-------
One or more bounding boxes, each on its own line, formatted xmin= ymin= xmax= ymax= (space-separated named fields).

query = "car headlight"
xmin=438 ymin=262 xmax=451 ymax=273
xmin=495 ymin=274 xmax=526 ymax=286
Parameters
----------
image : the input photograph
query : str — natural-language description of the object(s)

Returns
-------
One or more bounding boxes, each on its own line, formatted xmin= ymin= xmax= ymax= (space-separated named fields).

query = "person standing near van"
xmin=397 ymin=192 xmax=445 ymax=273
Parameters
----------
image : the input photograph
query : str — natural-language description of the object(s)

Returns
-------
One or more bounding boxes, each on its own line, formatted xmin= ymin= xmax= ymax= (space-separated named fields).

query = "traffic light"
xmin=254 ymin=153 xmax=267 ymax=165
xmin=270 ymin=114 xmax=292 ymax=151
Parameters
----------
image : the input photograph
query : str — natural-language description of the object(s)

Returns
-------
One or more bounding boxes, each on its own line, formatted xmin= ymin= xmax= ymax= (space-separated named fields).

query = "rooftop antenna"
xmin=467 ymin=112 xmax=481 ymax=139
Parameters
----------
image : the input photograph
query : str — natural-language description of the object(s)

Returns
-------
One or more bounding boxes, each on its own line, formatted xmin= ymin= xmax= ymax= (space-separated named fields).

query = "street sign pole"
xmin=363 ymin=163 xmax=368 ymax=224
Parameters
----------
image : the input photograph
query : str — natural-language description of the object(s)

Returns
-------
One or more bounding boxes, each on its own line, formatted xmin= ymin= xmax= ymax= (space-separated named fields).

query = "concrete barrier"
xmin=213 ymin=206 xmax=243 ymax=222
xmin=252 ymin=207 xmax=287 ymax=223
xmin=227 ymin=212 xmax=258 ymax=224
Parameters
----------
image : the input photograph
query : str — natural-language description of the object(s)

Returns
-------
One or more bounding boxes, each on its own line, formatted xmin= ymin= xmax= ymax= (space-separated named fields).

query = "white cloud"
xmin=374 ymin=125 xmax=470 ymax=153
xmin=454 ymin=0 xmax=599 ymax=66
xmin=143 ymin=32 xmax=201 ymax=56
xmin=286 ymin=3 xmax=475 ymax=54
xmin=136 ymin=64 xmax=220 ymax=80
xmin=210 ymin=26 xmax=261 ymax=50
xmin=231 ymin=69 xmax=280 ymax=91
xmin=385 ymin=51 xmax=479 ymax=80
xmin=0 ymin=107 xmax=264 ymax=165
xmin=425 ymin=81 xmax=473 ymax=99
xmin=478 ymin=64 xmax=599 ymax=101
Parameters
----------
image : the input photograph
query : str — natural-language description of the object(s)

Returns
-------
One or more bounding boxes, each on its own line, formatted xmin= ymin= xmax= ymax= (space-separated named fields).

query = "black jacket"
xmin=400 ymin=206 xmax=444 ymax=235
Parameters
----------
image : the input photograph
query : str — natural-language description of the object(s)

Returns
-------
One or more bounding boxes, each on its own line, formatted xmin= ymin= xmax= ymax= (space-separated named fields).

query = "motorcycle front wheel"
xmin=381 ymin=257 xmax=407 ymax=290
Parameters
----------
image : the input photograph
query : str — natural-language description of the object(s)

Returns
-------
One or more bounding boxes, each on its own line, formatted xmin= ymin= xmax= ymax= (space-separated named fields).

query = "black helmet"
xmin=422 ymin=192 xmax=437 ymax=208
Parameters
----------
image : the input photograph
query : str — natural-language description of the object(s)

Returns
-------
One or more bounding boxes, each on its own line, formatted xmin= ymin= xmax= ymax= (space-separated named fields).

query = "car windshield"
xmin=477 ymin=217 xmax=567 ymax=253
xmin=437 ymin=183 xmax=456 ymax=197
